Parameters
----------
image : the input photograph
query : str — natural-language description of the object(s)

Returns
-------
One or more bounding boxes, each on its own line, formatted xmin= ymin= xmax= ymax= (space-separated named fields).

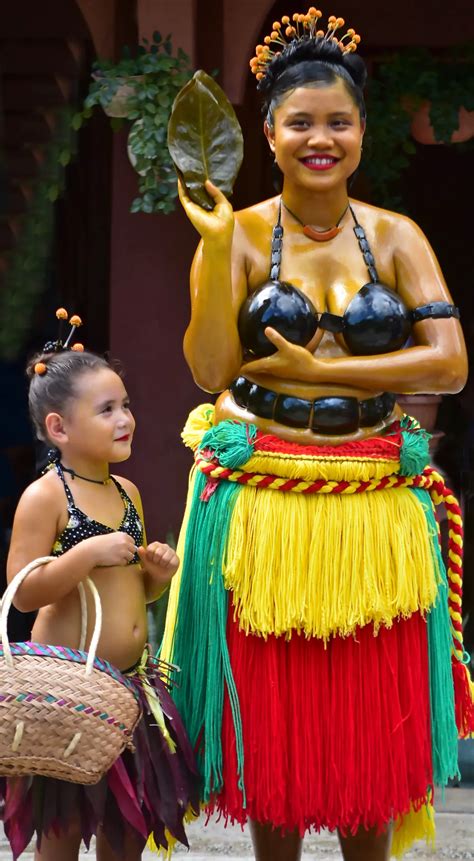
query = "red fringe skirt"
xmin=216 ymin=607 xmax=433 ymax=835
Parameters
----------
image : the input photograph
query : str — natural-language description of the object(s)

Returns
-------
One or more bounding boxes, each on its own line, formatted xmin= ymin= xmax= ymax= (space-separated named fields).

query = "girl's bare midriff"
xmin=31 ymin=563 xmax=148 ymax=672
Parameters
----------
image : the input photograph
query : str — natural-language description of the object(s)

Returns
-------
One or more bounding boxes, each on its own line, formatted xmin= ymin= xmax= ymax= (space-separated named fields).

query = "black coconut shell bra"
xmin=238 ymin=201 xmax=459 ymax=358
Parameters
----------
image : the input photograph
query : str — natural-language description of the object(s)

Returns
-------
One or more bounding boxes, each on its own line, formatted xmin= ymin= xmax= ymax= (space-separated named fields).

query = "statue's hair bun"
xmin=259 ymin=38 xmax=367 ymax=96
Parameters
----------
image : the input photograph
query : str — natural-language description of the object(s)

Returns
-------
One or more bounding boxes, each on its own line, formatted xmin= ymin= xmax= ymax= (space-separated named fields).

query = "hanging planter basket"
xmin=410 ymin=101 xmax=474 ymax=145
xmin=91 ymin=74 xmax=145 ymax=118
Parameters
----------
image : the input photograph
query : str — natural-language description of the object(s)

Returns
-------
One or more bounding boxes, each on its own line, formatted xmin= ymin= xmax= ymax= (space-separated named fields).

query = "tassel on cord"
xmin=200 ymin=421 xmax=257 ymax=469
xmin=452 ymin=661 xmax=474 ymax=738
xmin=410 ymin=487 xmax=460 ymax=785
xmin=166 ymin=471 xmax=245 ymax=804
xmin=399 ymin=415 xmax=431 ymax=477
xmin=428 ymin=473 xmax=474 ymax=737
xmin=160 ymin=466 xmax=198 ymax=663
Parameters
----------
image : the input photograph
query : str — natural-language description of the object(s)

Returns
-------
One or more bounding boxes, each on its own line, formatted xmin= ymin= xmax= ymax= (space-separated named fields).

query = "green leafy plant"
xmin=362 ymin=46 xmax=474 ymax=210
xmin=75 ymin=32 xmax=194 ymax=214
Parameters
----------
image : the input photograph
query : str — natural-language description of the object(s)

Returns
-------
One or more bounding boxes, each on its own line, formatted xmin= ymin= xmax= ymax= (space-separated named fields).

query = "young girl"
xmin=3 ymin=342 xmax=198 ymax=860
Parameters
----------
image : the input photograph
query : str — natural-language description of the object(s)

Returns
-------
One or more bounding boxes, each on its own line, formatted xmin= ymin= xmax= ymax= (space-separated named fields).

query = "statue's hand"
xmin=178 ymin=179 xmax=234 ymax=244
xmin=241 ymin=327 xmax=319 ymax=382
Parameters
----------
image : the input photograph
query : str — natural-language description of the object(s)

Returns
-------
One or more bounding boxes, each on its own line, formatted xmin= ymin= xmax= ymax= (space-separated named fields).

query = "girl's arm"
xmin=179 ymin=180 xmax=248 ymax=393
xmin=242 ymin=216 xmax=467 ymax=393
xmin=7 ymin=479 xmax=137 ymax=613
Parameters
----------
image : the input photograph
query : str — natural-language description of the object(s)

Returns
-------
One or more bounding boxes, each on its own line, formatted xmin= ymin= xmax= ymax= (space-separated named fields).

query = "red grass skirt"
xmin=215 ymin=606 xmax=433 ymax=835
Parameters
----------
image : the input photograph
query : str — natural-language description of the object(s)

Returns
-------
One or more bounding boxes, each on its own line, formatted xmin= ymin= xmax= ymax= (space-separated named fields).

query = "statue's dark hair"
xmin=26 ymin=349 xmax=113 ymax=442
xmin=259 ymin=38 xmax=367 ymax=126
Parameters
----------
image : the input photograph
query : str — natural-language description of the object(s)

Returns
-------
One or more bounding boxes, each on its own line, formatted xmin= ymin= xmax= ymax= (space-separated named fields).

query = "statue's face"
xmin=265 ymin=78 xmax=365 ymax=191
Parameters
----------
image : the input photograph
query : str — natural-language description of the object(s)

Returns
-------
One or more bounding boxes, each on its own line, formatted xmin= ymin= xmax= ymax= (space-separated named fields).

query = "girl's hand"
xmin=241 ymin=327 xmax=321 ymax=382
xmin=178 ymin=179 xmax=234 ymax=244
xmin=85 ymin=533 xmax=137 ymax=568
xmin=137 ymin=542 xmax=179 ymax=586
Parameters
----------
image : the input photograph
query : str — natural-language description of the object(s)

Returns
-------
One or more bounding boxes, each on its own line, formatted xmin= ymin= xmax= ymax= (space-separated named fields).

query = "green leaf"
xmin=167 ymin=69 xmax=243 ymax=210
xmin=71 ymin=113 xmax=84 ymax=130
xmin=84 ymin=93 xmax=99 ymax=110
xmin=59 ymin=149 xmax=71 ymax=166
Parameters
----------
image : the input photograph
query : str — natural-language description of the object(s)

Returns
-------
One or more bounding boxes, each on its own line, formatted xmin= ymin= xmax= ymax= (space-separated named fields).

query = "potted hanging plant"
xmin=362 ymin=46 xmax=474 ymax=209
xmin=395 ymin=48 xmax=474 ymax=145
xmin=74 ymin=32 xmax=194 ymax=213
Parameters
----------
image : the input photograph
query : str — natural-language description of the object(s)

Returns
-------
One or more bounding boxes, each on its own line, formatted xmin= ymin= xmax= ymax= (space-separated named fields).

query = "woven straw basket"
xmin=0 ymin=557 xmax=141 ymax=784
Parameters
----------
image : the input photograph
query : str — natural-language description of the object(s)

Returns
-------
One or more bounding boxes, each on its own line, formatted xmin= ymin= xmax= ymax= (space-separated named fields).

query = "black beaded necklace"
xmin=60 ymin=464 xmax=111 ymax=485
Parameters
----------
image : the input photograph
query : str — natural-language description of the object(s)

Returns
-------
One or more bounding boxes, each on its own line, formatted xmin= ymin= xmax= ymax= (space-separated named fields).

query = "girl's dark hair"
xmin=260 ymin=38 xmax=367 ymax=126
xmin=26 ymin=350 xmax=112 ymax=442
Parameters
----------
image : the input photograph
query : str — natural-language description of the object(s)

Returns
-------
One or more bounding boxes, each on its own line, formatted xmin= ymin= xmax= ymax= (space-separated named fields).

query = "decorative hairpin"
xmin=35 ymin=308 xmax=84 ymax=374
xmin=249 ymin=8 xmax=361 ymax=81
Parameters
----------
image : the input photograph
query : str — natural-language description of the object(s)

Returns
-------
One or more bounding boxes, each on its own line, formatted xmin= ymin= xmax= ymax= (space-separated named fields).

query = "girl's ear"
xmin=45 ymin=413 xmax=68 ymax=447
xmin=264 ymin=120 xmax=276 ymax=154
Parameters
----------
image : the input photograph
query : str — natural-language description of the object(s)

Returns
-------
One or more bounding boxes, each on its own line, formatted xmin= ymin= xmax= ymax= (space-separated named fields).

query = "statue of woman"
xmin=163 ymin=10 xmax=471 ymax=861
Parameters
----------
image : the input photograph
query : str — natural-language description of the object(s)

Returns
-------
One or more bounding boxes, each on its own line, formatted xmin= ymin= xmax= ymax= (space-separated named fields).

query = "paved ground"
xmin=1 ymin=787 xmax=472 ymax=859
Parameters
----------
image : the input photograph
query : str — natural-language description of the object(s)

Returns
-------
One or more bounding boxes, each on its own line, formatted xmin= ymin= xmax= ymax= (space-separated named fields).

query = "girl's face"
xmin=60 ymin=368 xmax=136 ymax=464
xmin=264 ymin=79 xmax=365 ymax=193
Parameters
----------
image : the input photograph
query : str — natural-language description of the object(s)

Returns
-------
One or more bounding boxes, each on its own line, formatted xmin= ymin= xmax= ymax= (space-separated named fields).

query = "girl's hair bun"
xmin=26 ymin=352 xmax=52 ymax=381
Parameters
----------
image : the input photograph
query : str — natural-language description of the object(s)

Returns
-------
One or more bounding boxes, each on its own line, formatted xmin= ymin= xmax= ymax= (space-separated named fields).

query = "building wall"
xmin=108 ymin=0 xmax=200 ymax=538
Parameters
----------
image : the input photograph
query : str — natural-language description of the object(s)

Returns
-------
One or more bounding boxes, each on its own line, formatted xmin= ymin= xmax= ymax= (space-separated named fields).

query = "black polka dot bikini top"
xmin=237 ymin=201 xmax=460 ymax=358
xmin=51 ymin=463 xmax=143 ymax=564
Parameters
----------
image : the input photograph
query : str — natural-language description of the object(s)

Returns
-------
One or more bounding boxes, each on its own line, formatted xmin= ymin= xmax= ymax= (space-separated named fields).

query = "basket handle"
xmin=0 ymin=557 xmax=102 ymax=676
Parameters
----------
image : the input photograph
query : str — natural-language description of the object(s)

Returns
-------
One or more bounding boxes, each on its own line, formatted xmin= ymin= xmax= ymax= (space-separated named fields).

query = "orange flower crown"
xmin=250 ymin=8 xmax=361 ymax=82
xmin=35 ymin=308 xmax=84 ymax=374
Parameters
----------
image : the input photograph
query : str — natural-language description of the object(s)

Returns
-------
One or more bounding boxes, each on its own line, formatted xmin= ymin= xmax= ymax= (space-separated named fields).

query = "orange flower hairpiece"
xmin=42 ymin=310 xmax=86 ymax=353
xmin=249 ymin=7 xmax=361 ymax=81
xmin=63 ymin=314 xmax=83 ymax=349
xmin=34 ymin=362 xmax=47 ymax=375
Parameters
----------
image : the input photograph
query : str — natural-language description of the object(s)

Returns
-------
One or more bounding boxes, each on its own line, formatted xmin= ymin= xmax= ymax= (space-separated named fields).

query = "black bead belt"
xmin=230 ymin=377 xmax=396 ymax=435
